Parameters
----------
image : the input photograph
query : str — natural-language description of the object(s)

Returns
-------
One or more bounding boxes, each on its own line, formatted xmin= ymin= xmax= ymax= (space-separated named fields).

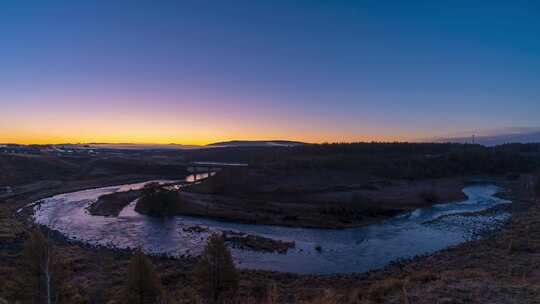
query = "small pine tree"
xmin=24 ymin=228 xmax=63 ymax=304
xmin=125 ymin=248 xmax=164 ymax=304
xmin=195 ymin=234 xmax=239 ymax=303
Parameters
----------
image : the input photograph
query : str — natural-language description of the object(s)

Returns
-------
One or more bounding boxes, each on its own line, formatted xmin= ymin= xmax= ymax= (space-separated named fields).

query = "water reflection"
xmin=33 ymin=183 xmax=511 ymax=274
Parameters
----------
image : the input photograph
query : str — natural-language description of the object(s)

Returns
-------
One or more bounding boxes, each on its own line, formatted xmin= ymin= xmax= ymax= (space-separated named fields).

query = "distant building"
xmin=0 ymin=145 xmax=41 ymax=155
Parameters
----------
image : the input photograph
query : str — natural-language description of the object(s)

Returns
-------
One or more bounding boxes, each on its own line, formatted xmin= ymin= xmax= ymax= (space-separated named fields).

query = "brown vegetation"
xmin=3 ymin=145 xmax=540 ymax=303
xmin=254 ymin=143 xmax=540 ymax=180
xmin=222 ymin=231 xmax=295 ymax=254
xmin=87 ymin=190 xmax=141 ymax=216
xmin=194 ymin=234 xmax=239 ymax=303
xmin=0 ymin=154 xmax=79 ymax=186
xmin=0 ymin=176 xmax=539 ymax=303
xmin=177 ymin=174 xmax=466 ymax=228
xmin=135 ymin=184 xmax=182 ymax=217
xmin=124 ymin=248 xmax=165 ymax=304
xmin=0 ymin=153 xmax=187 ymax=187
xmin=188 ymin=168 xmax=255 ymax=195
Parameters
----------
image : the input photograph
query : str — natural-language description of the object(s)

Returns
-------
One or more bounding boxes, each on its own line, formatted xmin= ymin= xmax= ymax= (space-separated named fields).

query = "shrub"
xmin=125 ymin=248 xmax=164 ymax=304
xmin=195 ymin=234 xmax=239 ymax=303
xmin=367 ymin=278 xmax=404 ymax=303
xmin=407 ymin=271 xmax=438 ymax=283
xmin=24 ymin=228 xmax=64 ymax=304
xmin=309 ymin=289 xmax=341 ymax=304
xmin=241 ymin=282 xmax=279 ymax=304
xmin=136 ymin=184 xmax=180 ymax=217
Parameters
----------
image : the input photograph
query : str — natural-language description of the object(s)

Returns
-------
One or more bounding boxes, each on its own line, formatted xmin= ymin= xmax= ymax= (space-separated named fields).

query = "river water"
xmin=33 ymin=182 xmax=511 ymax=274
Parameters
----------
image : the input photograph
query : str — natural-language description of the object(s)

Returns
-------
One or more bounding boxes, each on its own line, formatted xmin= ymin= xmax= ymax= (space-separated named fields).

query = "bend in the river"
xmin=32 ymin=180 xmax=511 ymax=274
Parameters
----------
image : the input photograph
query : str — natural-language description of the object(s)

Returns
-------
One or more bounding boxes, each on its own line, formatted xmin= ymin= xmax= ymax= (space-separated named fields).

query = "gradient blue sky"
xmin=1 ymin=0 xmax=539 ymax=144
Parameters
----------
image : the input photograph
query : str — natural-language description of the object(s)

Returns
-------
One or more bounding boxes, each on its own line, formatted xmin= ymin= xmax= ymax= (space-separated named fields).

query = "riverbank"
xmin=32 ymin=181 xmax=510 ymax=274
xmin=87 ymin=189 xmax=142 ymax=216
xmin=136 ymin=172 xmax=468 ymax=228
xmin=221 ymin=175 xmax=538 ymax=303
xmin=1 ymin=175 xmax=537 ymax=303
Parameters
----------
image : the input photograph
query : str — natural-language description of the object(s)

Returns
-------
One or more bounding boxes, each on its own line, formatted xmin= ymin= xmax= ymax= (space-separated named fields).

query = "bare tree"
xmin=24 ymin=228 xmax=63 ymax=304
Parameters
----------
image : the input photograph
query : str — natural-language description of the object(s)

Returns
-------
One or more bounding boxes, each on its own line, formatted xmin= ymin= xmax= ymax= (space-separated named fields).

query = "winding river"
xmin=33 ymin=181 xmax=511 ymax=274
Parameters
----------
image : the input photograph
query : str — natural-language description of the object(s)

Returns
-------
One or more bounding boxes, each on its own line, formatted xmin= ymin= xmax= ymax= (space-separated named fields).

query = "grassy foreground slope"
xmin=1 ymin=175 xmax=539 ymax=303
xmin=1 ymin=143 xmax=540 ymax=302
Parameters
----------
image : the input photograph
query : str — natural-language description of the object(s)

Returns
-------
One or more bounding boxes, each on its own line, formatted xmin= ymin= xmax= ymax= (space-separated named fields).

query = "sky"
xmin=1 ymin=0 xmax=539 ymax=145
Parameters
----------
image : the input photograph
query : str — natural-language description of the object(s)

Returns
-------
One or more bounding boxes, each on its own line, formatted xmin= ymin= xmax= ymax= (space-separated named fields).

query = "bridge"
xmin=187 ymin=161 xmax=248 ymax=182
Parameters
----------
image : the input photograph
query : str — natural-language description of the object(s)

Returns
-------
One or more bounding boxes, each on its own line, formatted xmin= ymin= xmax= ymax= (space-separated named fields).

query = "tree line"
xmin=23 ymin=229 xmax=239 ymax=304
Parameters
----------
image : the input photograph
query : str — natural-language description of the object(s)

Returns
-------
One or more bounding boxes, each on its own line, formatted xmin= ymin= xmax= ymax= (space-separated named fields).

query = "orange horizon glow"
xmin=2 ymin=2 xmax=539 ymax=148
xmin=0 ymin=93 xmax=420 ymax=145
xmin=0 ymin=120 xmax=414 ymax=145
xmin=0 ymin=133 xmax=411 ymax=146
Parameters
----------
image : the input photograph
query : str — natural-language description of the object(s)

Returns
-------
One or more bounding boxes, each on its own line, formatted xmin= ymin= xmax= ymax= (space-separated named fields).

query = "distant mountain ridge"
xmin=206 ymin=140 xmax=307 ymax=147
xmin=0 ymin=141 xmax=307 ymax=151
xmin=63 ymin=143 xmax=200 ymax=150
